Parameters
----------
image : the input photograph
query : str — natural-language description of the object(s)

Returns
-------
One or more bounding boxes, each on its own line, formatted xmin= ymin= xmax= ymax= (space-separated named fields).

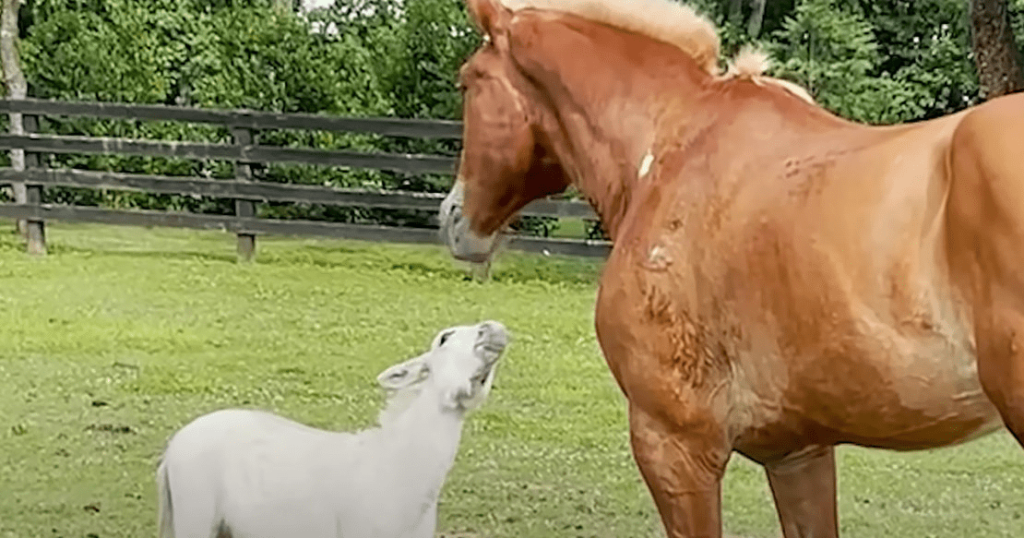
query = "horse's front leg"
xmin=628 ymin=403 xmax=731 ymax=538
xmin=764 ymin=445 xmax=839 ymax=538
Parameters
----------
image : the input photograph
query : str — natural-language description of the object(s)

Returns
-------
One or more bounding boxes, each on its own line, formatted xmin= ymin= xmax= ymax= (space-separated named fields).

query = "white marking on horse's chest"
xmin=642 ymin=243 xmax=672 ymax=271
xmin=648 ymin=245 xmax=666 ymax=262
xmin=638 ymin=151 xmax=654 ymax=179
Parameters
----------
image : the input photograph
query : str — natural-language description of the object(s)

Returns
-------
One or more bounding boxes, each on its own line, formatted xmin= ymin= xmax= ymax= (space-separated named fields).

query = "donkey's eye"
xmin=438 ymin=330 xmax=455 ymax=346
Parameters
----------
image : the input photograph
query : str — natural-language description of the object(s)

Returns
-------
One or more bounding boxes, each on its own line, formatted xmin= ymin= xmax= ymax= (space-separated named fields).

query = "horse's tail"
xmin=156 ymin=457 xmax=175 ymax=538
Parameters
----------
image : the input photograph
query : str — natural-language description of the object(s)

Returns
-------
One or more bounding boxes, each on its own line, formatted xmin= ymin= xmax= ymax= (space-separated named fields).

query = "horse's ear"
xmin=377 ymin=355 xmax=429 ymax=391
xmin=466 ymin=0 xmax=509 ymax=40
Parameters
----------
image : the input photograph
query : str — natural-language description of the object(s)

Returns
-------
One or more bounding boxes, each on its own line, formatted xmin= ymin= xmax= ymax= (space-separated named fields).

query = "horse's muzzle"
xmin=438 ymin=184 xmax=498 ymax=263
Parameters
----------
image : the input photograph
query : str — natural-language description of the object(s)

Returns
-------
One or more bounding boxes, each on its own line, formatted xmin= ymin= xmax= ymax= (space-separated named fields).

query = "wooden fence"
xmin=0 ymin=98 xmax=611 ymax=261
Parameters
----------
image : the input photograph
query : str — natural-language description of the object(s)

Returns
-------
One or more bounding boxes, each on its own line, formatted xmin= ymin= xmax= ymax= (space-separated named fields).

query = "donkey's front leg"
xmin=764 ymin=445 xmax=839 ymax=538
xmin=629 ymin=404 xmax=731 ymax=538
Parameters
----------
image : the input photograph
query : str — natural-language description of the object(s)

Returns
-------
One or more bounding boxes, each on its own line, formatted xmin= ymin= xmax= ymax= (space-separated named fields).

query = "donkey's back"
xmin=158 ymin=409 xmax=369 ymax=538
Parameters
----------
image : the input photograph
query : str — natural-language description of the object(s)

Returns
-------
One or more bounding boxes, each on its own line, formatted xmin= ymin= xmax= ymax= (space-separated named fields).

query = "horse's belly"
xmin=834 ymin=361 xmax=1004 ymax=450
xmin=731 ymin=331 xmax=1004 ymax=456
xmin=868 ymin=342 xmax=1003 ymax=446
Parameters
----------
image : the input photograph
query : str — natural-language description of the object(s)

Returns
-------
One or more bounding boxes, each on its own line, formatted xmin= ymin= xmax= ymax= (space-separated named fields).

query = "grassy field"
xmin=1 ymin=222 xmax=1022 ymax=538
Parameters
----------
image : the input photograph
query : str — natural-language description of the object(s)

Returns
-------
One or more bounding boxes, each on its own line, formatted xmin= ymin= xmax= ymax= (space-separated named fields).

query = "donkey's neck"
xmin=512 ymin=13 xmax=711 ymax=238
xmin=374 ymin=389 xmax=466 ymax=503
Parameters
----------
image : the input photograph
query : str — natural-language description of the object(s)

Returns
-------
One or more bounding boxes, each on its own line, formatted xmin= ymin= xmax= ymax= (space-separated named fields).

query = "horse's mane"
xmin=499 ymin=0 xmax=815 ymax=104
xmin=501 ymin=0 xmax=720 ymax=75
xmin=722 ymin=46 xmax=816 ymax=104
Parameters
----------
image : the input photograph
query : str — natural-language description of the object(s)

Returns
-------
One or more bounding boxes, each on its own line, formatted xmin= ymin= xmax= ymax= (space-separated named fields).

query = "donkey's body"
xmin=438 ymin=0 xmax=1024 ymax=536
xmin=157 ymin=321 xmax=509 ymax=538
xmin=158 ymin=407 xmax=454 ymax=538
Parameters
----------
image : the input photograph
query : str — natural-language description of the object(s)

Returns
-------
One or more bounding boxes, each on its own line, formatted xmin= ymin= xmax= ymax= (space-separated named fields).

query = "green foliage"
xmin=185 ymin=8 xmax=388 ymax=114
xmin=24 ymin=0 xmax=190 ymax=103
xmin=854 ymin=0 xmax=979 ymax=120
xmin=702 ymin=0 xmax=984 ymax=124
xmin=20 ymin=0 xmax=415 ymax=225
xmin=767 ymin=0 xmax=903 ymax=123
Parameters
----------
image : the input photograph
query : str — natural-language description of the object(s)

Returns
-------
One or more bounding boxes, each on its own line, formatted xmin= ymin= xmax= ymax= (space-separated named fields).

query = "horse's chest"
xmin=594 ymin=247 xmax=737 ymax=402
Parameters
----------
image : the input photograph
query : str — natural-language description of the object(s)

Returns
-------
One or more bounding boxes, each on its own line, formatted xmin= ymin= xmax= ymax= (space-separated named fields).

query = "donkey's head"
xmin=377 ymin=320 xmax=510 ymax=412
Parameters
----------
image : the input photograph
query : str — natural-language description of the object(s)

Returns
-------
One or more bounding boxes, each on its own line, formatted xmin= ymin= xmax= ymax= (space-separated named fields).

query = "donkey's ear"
xmin=466 ymin=0 xmax=509 ymax=40
xmin=377 ymin=355 xmax=429 ymax=391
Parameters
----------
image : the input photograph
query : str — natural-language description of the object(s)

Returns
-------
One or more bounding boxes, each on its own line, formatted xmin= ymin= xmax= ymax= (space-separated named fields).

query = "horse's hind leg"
xmin=763 ymin=445 xmax=839 ymax=538
xmin=947 ymin=95 xmax=1024 ymax=445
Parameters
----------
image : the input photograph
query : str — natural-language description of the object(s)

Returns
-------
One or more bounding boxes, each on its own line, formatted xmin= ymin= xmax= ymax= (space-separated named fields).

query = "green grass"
xmin=0 ymin=222 xmax=1021 ymax=538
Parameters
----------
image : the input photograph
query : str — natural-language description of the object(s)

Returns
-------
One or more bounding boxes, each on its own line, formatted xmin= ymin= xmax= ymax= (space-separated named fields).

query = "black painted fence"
xmin=0 ymin=98 xmax=610 ymax=260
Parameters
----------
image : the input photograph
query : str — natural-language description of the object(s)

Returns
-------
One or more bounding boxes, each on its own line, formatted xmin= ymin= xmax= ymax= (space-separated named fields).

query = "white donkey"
xmin=156 ymin=320 xmax=509 ymax=538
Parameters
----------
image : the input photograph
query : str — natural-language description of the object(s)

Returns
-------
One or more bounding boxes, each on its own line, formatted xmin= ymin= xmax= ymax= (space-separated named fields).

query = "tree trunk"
xmin=0 ymin=0 xmax=25 ymax=235
xmin=747 ymin=0 xmax=766 ymax=39
xmin=728 ymin=0 xmax=744 ymax=28
xmin=970 ymin=0 xmax=1024 ymax=100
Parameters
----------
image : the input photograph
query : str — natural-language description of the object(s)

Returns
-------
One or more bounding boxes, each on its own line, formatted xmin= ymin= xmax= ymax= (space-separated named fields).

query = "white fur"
xmin=638 ymin=151 xmax=654 ymax=178
xmin=157 ymin=321 xmax=510 ymax=538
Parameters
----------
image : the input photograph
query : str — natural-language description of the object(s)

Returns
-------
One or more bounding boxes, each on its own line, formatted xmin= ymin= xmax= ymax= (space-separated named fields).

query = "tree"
xmin=747 ymin=0 xmax=766 ymax=38
xmin=1 ymin=0 xmax=25 ymax=235
xmin=970 ymin=0 xmax=1024 ymax=99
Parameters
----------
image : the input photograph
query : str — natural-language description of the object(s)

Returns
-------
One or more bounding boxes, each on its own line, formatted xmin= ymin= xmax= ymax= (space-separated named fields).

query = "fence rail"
xmin=0 ymin=98 xmax=608 ymax=260
xmin=0 ymin=133 xmax=460 ymax=175
xmin=0 ymin=98 xmax=464 ymax=139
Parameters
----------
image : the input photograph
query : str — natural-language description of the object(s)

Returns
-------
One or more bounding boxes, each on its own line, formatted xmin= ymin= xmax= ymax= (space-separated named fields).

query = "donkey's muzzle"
xmin=476 ymin=320 xmax=509 ymax=360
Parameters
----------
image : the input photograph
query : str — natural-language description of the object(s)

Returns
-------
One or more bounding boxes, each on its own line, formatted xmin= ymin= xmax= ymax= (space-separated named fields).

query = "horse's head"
xmin=439 ymin=0 xmax=571 ymax=263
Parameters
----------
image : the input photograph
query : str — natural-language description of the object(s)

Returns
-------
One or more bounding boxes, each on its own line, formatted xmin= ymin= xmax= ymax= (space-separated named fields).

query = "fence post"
xmin=231 ymin=127 xmax=256 ymax=262
xmin=23 ymin=114 xmax=45 ymax=256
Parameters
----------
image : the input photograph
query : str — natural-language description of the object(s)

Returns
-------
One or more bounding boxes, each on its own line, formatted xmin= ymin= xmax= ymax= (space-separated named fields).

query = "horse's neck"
xmin=550 ymin=84 xmax=705 ymax=239
xmin=513 ymin=15 xmax=711 ymax=238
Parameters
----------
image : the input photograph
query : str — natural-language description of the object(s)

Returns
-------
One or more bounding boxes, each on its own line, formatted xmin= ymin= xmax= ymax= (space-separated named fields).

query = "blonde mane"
xmin=499 ymin=0 xmax=814 ymax=103
xmin=723 ymin=45 xmax=816 ymax=104
xmin=500 ymin=0 xmax=720 ymax=75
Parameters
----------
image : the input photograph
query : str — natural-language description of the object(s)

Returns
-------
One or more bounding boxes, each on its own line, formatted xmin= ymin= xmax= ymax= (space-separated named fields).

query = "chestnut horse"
xmin=437 ymin=0 xmax=1024 ymax=536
